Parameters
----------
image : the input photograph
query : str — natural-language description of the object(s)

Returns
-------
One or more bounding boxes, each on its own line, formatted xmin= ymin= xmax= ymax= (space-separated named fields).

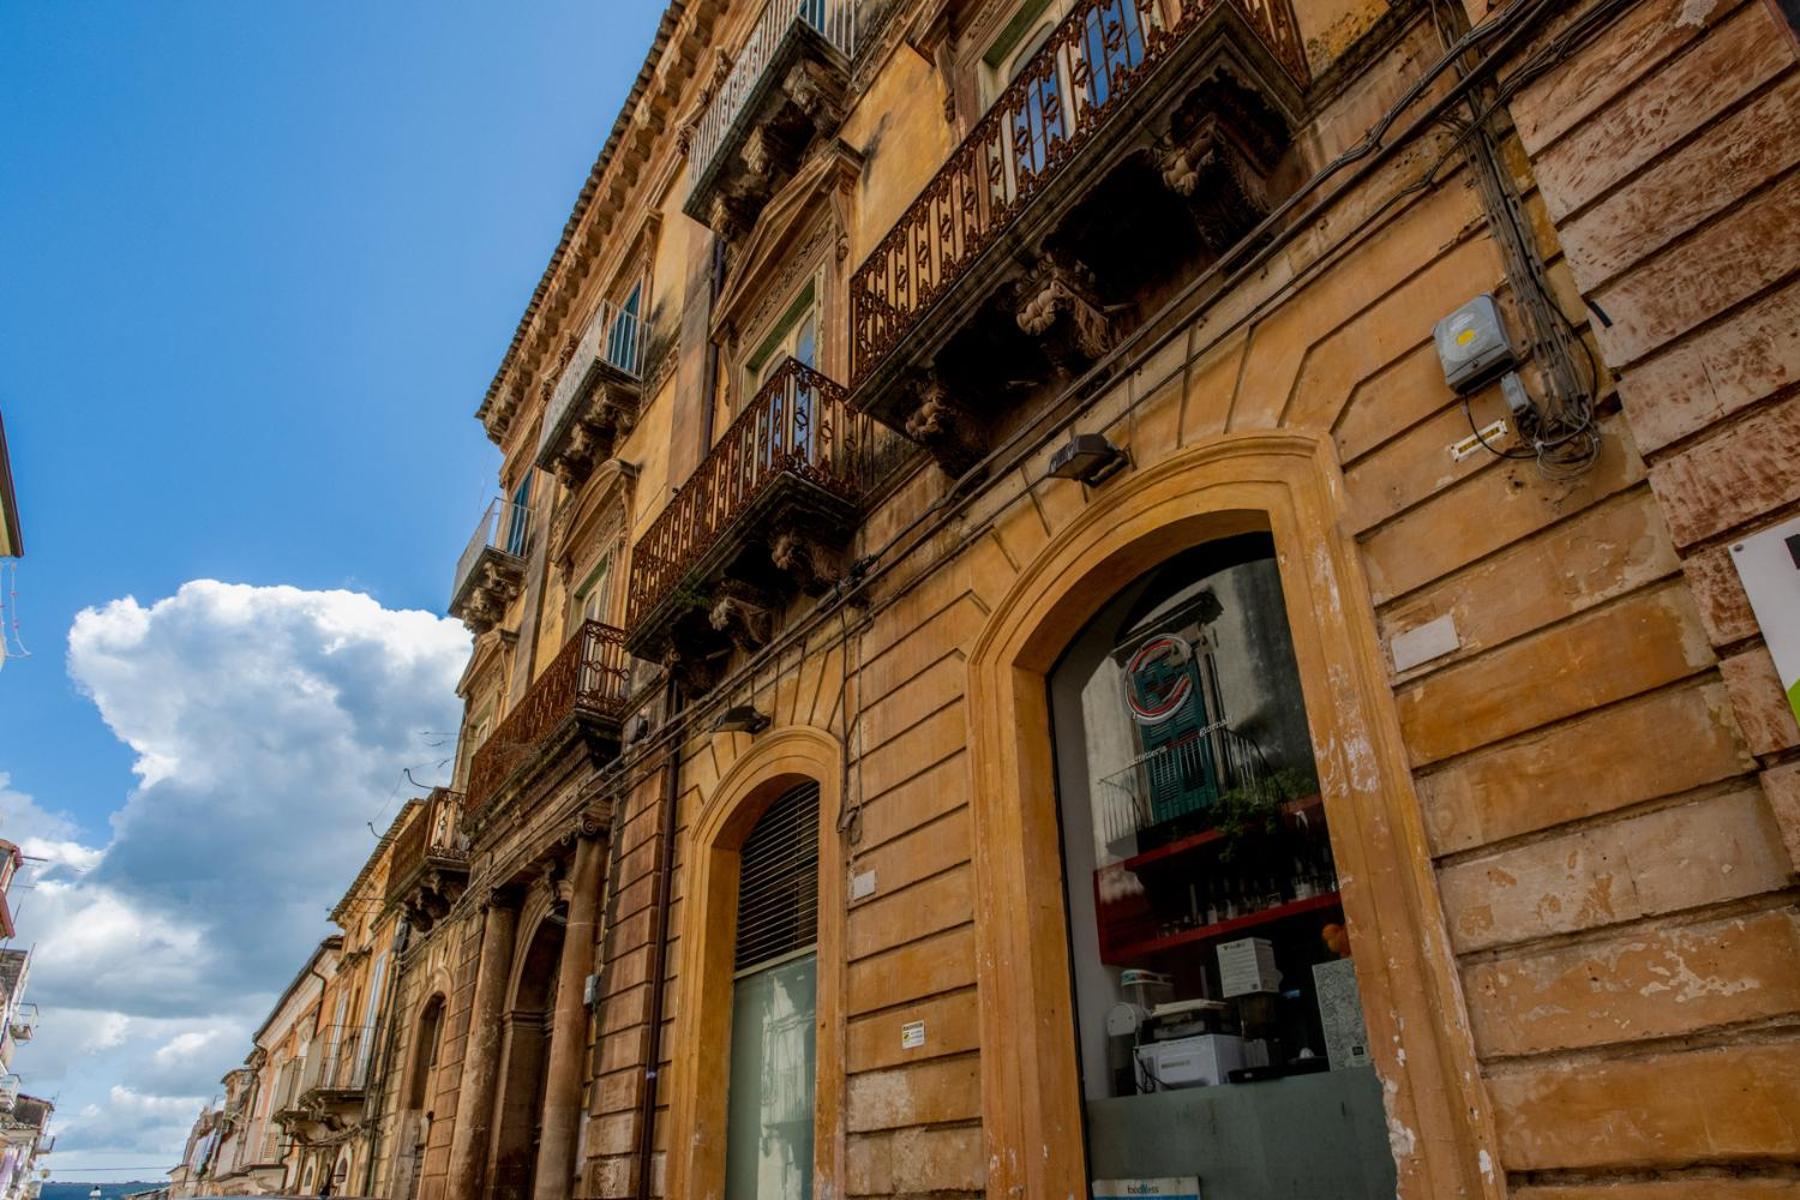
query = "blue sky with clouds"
xmin=0 ymin=1 xmax=664 ymax=1179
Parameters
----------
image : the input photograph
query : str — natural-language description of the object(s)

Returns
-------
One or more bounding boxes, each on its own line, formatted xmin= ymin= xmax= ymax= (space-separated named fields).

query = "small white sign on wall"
xmin=1730 ymin=515 xmax=1800 ymax=724
xmin=899 ymin=1020 xmax=926 ymax=1050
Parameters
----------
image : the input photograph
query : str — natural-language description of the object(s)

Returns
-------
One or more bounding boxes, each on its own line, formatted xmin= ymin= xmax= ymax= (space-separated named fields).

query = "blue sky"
xmin=0 ymin=1 xmax=665 ymax=1179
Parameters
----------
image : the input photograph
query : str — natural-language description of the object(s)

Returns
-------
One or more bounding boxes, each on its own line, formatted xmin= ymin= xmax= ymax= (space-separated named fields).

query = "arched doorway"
xmin=664 ymin=726 xmax=848 ymax=1200
xmin=1046 ymin=532 xmax=1396 ymax=1195
xmin=394 ymin=992 xmax=446 ymax=1200
xmin=964 ymin=434 xmax=1501 ymax=1197
xmin=488 ymin=917 xmax=564 ymax=1200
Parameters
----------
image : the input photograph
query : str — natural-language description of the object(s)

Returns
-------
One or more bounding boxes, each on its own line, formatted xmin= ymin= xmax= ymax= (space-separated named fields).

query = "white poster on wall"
xmin=1730 ymin=515 xmax=1800 ymax=724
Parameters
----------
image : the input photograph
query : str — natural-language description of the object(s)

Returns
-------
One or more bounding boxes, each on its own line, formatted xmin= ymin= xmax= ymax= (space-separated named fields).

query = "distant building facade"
xmin=220 ymin=0 xmax=1800 ymax=1197
xmin=0 ymin=843 xmax=49 ymax=1198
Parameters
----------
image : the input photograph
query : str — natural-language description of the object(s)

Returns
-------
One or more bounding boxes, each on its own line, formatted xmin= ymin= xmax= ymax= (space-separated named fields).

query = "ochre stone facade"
xmin=215 ymin=0 xmax=1800 ymax=1196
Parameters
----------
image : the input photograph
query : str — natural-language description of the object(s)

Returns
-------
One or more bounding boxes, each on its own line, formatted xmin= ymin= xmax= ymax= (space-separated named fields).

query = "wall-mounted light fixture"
xmin=712 ymin=704 xmax=771 ymax=735
xmin=1048 ymin=432 xmax=1127 ymax=486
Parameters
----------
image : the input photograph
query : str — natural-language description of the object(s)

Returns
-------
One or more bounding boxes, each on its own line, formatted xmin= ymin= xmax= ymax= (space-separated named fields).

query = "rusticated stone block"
xmin=1648 ymin=395 xmax=1800 ymax=547
xmin=1517 ymin=1179 xmax=1800 ymax=1200
xmin=1620 ymin=276 xmax=1800 ymax=457
xmin=1438 ymin=789 xmax=1790 ymax=953
xmin=1763 ymin=760 xmax=1800 ymax=874
xmin=1682 ymin=541 xmax=1761 ymax=646
xmin=1488 ymin=1040 xmax=1800 ymax=1170
xmin=1464 ymin=908 xmax=1800 ymax=1057
xmin=1719 ymin=644 xmax=1800 ymax=756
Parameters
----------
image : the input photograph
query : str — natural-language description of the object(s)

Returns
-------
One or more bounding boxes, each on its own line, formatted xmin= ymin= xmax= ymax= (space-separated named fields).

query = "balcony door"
xmin=981 ymin=0 xmax=1149 ymax=194
xmin=605 ymin=280 xmax=644 ymax=376
xmin=571 ymin=557 xmax=613 ymax=694
xmin=746 ymin=284 xmax=820 ymax=467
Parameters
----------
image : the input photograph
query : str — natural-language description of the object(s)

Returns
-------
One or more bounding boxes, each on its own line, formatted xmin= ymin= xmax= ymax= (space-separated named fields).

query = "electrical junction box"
xmin=1434 ymin=294 xmax=1515 ymax=393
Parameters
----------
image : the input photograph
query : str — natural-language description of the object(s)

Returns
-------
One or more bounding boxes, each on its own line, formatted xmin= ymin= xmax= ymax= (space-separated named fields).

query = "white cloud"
xmin=1 ymin=581 xmax=468 ymax=1175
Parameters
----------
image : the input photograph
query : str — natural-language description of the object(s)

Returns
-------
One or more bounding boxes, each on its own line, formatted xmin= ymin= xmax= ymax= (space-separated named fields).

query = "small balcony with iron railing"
xmin=387 ymin=788 xmax=473 ymax=933
xmin=463 ymin=620 xmax=632 ymax=827
xmin=684 ymin=0 xmax=857 ymax=239
xmin=848 ymin=0 xmax=1306 ymax=471
xmin=625 ymin=358 xmax=873 ymax=677
xmin=449 ymin=495 xmax=535 ymax=636
xmin=7 ymin=1005 xmax=36 ymax=1045
xmin=536 ymin=297 xmax=649 ymax=489
xmin=296 ymin=1027 xmax=370 ymax=1106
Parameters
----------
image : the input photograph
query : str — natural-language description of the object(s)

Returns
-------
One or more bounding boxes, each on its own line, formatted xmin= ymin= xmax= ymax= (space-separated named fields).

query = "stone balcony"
xmin=683 ymin=0 xmax=857 ymax=240
xmin=449 ymin=495 xmax=535 ymax=636
xmin=847 ymin=0 xmax=1307 ymax=473
xmin=624 ymin=358 xmax=874 ymax=688
xmin=386 ymin=789 xmax=472 ymax=934
xmin=463 ymin=620 xmax=632 ymax=829
xmin=535 ymin=297 xmax=648 ymax=489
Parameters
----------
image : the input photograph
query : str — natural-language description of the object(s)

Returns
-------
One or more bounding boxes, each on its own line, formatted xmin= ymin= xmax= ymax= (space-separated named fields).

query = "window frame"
xmin=743 ymin=278 xmax=821 ymax=404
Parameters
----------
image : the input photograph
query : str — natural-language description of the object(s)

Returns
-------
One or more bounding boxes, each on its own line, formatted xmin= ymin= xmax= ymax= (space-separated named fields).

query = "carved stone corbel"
xmin=781 ymin=57 xmax=844 ymax=130
xmin=460 ymin=590 xmax=501 ymax=637
xmin=709 ymin=189 xmax=760 ymax=243
xmin=770 ymin=528 xmax=844 ymax=595
xmin=1154 ymin=123 xmax=1273 ymax=253
xmin=1014 ymin=256 xmax=1114 ymax=372
xmin=904 ymin=375 xmax=987 ymax=477
xmin=663 ymin=643 xmax=722 ymax=701
xmin=708 ymin=589 xmax=774 ymax=652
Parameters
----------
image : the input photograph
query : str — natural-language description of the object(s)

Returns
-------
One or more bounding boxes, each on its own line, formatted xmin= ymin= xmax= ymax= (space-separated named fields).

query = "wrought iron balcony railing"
xmin=7 ymin=1004 xmax=36 ymax=1044
xmin=536 ymin=297 xmax=648 ymax=487
xmin=688 ymin=0 xmax=856 ymax=193
xmin=625 ymin=358 xmax=872 ymax=647
xmin=386 ymin=790 xmax=470 ymax=905
xmin=449 ymin=495 xmax=535 ymax=634
xmin=464 ymin=621 xmax=631 ymax=823
xmin=848 ymin=0 xmax=1306 ymax=392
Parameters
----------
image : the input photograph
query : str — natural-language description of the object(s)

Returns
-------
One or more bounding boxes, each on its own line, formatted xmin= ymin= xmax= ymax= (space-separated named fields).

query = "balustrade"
xmin=463 ymin=622 xmax=630 ymax=823
xmin=625 ymin=358 xmax=871 ymax=656
xmin=849 ymin=0 xmax=1306 ymax=392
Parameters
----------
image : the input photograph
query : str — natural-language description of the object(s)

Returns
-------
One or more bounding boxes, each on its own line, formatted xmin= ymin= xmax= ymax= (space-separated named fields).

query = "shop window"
xmin=725 ymin=782 xmax=820 ymax=1200
xmin=1047 ymin=533 xmax=1397 ymax=1198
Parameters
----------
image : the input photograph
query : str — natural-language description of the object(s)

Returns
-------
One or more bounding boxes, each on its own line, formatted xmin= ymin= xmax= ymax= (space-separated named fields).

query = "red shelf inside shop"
xmin=1120 ymin=794 xmax=1325 ymax=873
xmin=1103 ymin=890 xmax=1342 ymax=965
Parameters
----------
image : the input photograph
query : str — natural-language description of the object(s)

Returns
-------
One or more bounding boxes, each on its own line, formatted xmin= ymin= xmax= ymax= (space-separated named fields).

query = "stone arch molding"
xmin=963 ymin=430 xmax=1505 ymax=1200
xmin=665 ymin=723 xmax=848 ymax=1200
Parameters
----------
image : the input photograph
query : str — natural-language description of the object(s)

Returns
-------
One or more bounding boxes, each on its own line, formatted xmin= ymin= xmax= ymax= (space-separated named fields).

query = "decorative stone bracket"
xmin=1013 ymin=255 xmax=1116 ymax=377
xmin=904 ymin=374 xmax=988 ymax=478
xmin=457 ymin=559 xmax=527 ymax=638
xmin=542 ymin=381 xmax=641 ymax=490
xmin=1154 ymin=72 xmax=1290 ymax=254
xmin=709 ymin=583 xmax=776 ymax=653
xmin=770 ymin=528 xmax=844 ymax=595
